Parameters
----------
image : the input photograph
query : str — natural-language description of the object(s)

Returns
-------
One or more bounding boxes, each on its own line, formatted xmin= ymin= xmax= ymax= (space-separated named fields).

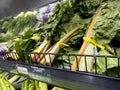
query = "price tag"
xmin=28 ymin=66 xmax=52 ymax=83
xmin=30 ymin=66 xmax=45 ymax=73
xmin=29 ymin=72 xmax=52 ymax=83
xmin=17 ymin=66 xmax=28 ymax=75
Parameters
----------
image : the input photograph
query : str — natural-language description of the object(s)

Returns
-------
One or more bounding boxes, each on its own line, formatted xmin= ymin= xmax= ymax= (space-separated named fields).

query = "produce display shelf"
xmin=0 ymin=52 xmax=120 ymax=90
xmin=0 ymin=0 xmax=120 ymax=90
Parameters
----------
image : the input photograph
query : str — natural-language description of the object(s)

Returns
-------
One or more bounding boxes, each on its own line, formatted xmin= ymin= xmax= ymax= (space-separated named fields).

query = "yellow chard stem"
xmin=59 ymin=26 xmax=81 ymax=43
xmin=71 ymin=4 xmax=106 ymax=71
xmin=9 ymin=75 xmax=20 ymax=83
xmin=41 ymin=26 xmax=80 ymax=65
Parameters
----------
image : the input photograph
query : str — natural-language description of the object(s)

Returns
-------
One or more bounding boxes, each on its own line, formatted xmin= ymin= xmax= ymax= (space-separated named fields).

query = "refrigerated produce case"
xmin=0 ymin=0 xmax=120 ymax=90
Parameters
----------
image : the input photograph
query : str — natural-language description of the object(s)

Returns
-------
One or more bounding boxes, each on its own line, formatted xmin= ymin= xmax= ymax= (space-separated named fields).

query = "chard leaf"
xmin=114 ymin=47 xmax=120 ymax=56
xmin=96 ymin=50 xmax=118 ymax=73
xmin=93 ymin=1 xmax=120 ymax=45
xmin=77 ymin=0 xmax=102 ymax=17
xmin=62 ymin=14 xmax=81 ymax=33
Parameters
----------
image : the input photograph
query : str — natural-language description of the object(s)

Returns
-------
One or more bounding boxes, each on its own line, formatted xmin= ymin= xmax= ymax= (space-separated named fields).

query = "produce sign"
xmin=0 ymin=0 xmax=120 ymax=90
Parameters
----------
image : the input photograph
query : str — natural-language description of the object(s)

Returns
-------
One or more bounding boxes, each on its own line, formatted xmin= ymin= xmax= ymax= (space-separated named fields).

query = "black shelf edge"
xmin=0 ymin=60 xmax=120 ymax=90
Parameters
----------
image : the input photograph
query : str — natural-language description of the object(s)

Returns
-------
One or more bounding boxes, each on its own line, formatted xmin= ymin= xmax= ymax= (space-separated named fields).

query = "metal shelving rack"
xmin=0 ymin=52 xmax=120 ymax=90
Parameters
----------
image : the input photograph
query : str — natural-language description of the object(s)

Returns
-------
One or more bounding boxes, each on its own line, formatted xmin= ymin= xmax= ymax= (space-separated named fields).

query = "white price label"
xmin=17 ymin=66 xmax=28 ymax=75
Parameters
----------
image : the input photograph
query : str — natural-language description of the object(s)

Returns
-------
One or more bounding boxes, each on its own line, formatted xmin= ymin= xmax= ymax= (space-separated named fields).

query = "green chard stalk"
xmin=0 ymin=72 xmax=15 ymax=90
xmin=38 ymin=82 xmax=48 ymax=90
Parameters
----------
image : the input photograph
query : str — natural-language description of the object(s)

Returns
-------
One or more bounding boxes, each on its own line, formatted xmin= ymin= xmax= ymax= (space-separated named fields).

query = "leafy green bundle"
xmin=0 ymin=11 xmax=36 ymax=42
xmin=0 ymin=0 xmax=120 ymax=89
xmin=83 ymin=0 xmax=120 ymax=74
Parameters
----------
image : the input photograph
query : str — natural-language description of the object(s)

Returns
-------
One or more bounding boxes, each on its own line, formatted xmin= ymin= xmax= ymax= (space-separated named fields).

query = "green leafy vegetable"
xmin=93 ymin=0 xmax=120 ymax=45
xmin=96 ymin=50 xmax=118 ymax=73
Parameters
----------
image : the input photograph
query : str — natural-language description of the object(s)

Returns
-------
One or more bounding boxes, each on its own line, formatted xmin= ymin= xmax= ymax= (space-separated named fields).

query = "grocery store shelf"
xmin=0 ymin=59 xmax=119 ymax=90
xmin=0 ymin=0 xmax=58 ymax=19
xmin=0 ymin=0 xmax=120 ymax=90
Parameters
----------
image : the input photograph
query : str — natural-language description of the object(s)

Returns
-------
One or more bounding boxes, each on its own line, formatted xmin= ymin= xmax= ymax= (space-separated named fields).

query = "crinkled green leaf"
xmin=77 ymin=0 xmax=102 ymax=17
xmin=93 ymin=1 xmax=120 ymax=45
xmin=96 ymin=50 xmax=118 ymax=73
